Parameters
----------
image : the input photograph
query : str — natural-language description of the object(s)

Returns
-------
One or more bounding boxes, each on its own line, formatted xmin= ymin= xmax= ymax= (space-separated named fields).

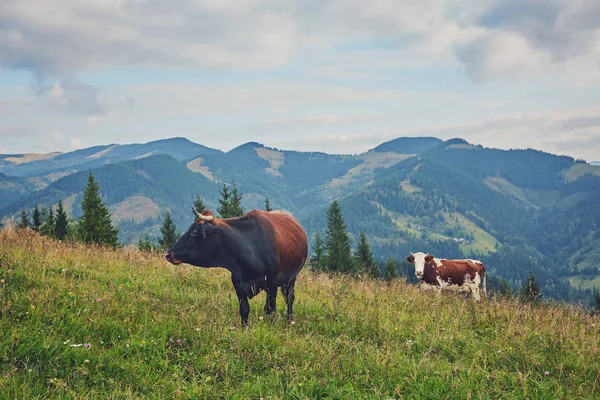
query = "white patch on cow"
xmin=468 ymin=259 xmax=483 ymax=265
xmin=408 ymin=252 xmax=430 ymax=279
xmin=470 ymin=272 xmax=482 ymax=301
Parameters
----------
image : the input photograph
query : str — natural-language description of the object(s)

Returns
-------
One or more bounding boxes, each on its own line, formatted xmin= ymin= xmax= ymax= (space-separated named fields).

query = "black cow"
xmin=166 ymin=208 xmax=308 ymax=326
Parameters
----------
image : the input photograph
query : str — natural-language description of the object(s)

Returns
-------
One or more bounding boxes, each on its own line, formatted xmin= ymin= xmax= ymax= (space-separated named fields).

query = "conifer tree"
xmin=41 ymin=207 xmax=54 ymax=237
xmin=324 ymin=200 xmax=353 ymax=273
xmin=384 ymin=258 xmax=399 ymax=281
xmin=521 ymin=271 xmax=542 ymax=303
xmin=499 ymin=280 xmax=512 ymax=297
xmin=78 ymin=173 xmax=119 ymax=248
xmin=138 ymin=234 xmax=154 ymax=252
xmin=54 ymin=200 xmax=69 ymax=241
xmin=311 ymin=232 xmax=326 ymax=271
xmin=265 ymin=197 xmax=272 ymax=212
xmin=355 ymin=232 xmax=379 ymax=278
xmin=32 ymin=206 xmax=42 ymax=232
xmin=217 ymin=184 xmax=233 ymax=218
xmin=158 ymin=210 xmax=180 ymax=250
xmin=193 ymin=195 xmax=206 ymax=214
xmin=594 ymin=291 xmax=600 ymax=316
xmin=17 ymin=208 xmax=29 ymax=230
xmin=230 ymin=182 xmax=245 ymax=217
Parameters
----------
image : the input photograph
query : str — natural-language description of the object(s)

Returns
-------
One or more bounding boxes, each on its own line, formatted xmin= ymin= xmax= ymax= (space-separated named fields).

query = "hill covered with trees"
xmin=2 ymin=136 xmax=600 ymax=303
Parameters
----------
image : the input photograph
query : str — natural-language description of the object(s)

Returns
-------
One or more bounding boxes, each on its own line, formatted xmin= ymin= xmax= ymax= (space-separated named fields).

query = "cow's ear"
xmin=202 ymin=223 xmax=220 ymax=238
xmin=425 ymin=254 xmax=434 ymax=262
xmin=406 ymin=255 xmax=415 ymax=263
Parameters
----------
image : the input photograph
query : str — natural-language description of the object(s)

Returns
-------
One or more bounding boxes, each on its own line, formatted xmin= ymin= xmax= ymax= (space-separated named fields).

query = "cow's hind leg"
xmin=472 ymin=286 xmax=481 ymax=301
xmin=264 ymin=282 xmax=277 ymax=319
xmin=280 ymin=277 xmax=297 ymax=322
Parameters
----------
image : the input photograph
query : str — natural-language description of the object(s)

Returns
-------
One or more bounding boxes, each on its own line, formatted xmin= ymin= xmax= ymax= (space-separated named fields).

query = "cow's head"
xmin=165 ymin=208 xmax=221 ymax=267
xmin=406 ymin=252 xmax=434 ymax=281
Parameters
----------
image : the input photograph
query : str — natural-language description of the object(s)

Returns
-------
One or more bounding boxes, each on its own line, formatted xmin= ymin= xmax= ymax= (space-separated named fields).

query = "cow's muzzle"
xmin=166 ymin=250 xmax=182 ymax=265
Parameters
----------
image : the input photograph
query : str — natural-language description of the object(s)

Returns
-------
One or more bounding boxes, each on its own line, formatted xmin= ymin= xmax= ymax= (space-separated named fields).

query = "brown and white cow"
xmin=406 ymin=252 xmax=487 ymax=301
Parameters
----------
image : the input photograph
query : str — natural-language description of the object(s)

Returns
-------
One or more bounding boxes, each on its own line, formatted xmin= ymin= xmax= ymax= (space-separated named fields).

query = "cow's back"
xmin=254 ymin=210 xmax=308 ymax=283
xmin=431 ymin=259 xmax=485 ymax=286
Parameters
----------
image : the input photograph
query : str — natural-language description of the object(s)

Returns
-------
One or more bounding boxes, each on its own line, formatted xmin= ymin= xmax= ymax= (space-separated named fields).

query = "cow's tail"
xmin=481 ymin=265 xmax=488 ymax=300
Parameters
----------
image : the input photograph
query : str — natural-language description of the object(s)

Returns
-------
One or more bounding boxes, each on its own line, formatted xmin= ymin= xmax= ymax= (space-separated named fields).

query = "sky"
xmin=1 ymin=0 xmax=600 ymax=161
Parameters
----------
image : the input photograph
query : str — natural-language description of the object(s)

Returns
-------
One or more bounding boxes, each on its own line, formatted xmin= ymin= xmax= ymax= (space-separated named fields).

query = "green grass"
xmin=569 ymin=275 xmax=600 ymax=291
xmin=445 ymin=213 xmax=499 ymax=255
xmin=564 ymin=164 xmax=600 ymax=183
xmin=1 ymin=228 xmax=599 ymax=398
xmin=373 ymin=205 xmax=499 ymax=256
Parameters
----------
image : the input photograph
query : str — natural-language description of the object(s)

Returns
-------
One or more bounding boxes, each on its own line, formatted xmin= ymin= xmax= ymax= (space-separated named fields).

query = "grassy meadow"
xmin=1 ymin=228 xmax=599 ymax=399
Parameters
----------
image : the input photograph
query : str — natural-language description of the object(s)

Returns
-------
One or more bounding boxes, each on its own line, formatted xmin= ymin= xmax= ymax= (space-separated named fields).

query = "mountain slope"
xmin=0 ymin=138 xmax=220 ymax=180
xmin=1 ymin=155 xmax=220 ymax=241
xmin=0 ymin=173 xmax=36 ymax=210
xmin=1 ymin=136 xmax=599 ymax=302
xmin=300 ymin=139 xmax=600 ymax=300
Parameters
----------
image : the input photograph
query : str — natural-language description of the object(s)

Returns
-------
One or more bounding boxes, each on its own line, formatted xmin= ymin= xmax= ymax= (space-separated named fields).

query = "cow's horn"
xmin=192 ymin=206 xmax=214 ymax=221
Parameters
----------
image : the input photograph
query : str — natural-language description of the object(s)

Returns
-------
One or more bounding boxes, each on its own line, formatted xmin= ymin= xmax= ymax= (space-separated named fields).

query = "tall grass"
xmin=1 ymin=227 xmax=599 ymax=399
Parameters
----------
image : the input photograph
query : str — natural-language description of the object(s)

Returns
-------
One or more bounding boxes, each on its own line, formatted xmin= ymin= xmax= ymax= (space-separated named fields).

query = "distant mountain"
xmin=0 ymin=137 xmax=220 ymax=183
xmin=1 ymin=155 xmax=219 ymax=242
xmin=1 ymin=136 xmax=599 ymax=304
xmin=372 ymin=136 xmax=442 ymax=154
xmin=0 ymin=173 xmax=35 ymax=210
xmin=591 ymin=161 xmax=600 ymax=166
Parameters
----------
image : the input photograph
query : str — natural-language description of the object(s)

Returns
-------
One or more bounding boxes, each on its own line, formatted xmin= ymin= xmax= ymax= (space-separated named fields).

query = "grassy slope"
xmin=564 ymin=164 xmax=600 ymax=183
xmin=371 ymin=203 xmax=498 ymax=256
xmin=1 ymin=229 xmax=599 ymax=399
xmin=570 ymin=275 xmax=600 ymax=291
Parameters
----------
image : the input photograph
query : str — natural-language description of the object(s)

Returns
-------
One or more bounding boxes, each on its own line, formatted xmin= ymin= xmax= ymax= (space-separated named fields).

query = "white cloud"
xmin=2 ymin=0 xmax=599 ymax=84
xmin=69 ymin=137 xmax=84 ymax=150
xmin=1 ymin=0 xmax=600 ymax=160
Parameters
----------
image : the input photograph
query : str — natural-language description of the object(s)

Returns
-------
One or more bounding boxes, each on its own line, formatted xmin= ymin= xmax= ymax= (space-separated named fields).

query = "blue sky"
xmin=1 ymin=0 xmax=600 ymax=160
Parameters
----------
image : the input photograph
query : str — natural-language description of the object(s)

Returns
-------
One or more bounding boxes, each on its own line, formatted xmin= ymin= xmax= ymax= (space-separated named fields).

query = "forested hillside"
xmin=2 ymin=137 xmax=600 ymax=303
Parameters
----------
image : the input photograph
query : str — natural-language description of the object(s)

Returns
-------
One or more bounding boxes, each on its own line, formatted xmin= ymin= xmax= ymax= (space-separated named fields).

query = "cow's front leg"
xmin=264 ymin=282 xmax=277 ymax=319
xmin=232 ymin=275 xmax=250 ymax=327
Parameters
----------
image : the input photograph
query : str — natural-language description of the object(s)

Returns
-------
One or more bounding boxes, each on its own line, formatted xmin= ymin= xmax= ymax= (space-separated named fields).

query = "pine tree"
xmin=324 ymin=200 xmax=353 ymax=273
xmin=521 ymin=271 xmax=542 ymax=303
xmin=355 ymin=232 xmax=379 ymax=278
xmin=311 ymin=232 xmax=326 ymax=271
xmin=193 ymin=195 xmax=206 ymax=214
xmin=265 ymin=197 xmax=272 ymax=212
xmin=593 ymin=290 xmax=600 ymax=315
xmin=217 ymin=184 xmax=233 ymax=218
xmin=158 ymin=210 xmax=180 ymax=250
xmin=230 ymin=182 xmax=245 ymax=217
xmin=78 ymin=173 xmax=119 ymax=248
xmin=17 ymin=208 xmax=29 ymax=230
xmin=54 ymin=200 xmax=69 ymax=240
xmin=138 ymin=234 xmax=154 ymax=252
xmin=499 ymin=280 xmax=512 ymax=298
xmin=41 ymin=207 xmax=54 ymax=237
xmin=384 ymin=258 xmax=399 ymax=281
xmin=32 ymin=206 xmax=42 ymax=232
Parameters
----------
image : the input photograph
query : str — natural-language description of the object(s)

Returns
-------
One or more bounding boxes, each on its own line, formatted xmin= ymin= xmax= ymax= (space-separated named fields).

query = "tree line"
xmin=13 ymin=172 xmax=599 ymax=311
xmin=16 ymin=173 xmax=118 ymax=248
